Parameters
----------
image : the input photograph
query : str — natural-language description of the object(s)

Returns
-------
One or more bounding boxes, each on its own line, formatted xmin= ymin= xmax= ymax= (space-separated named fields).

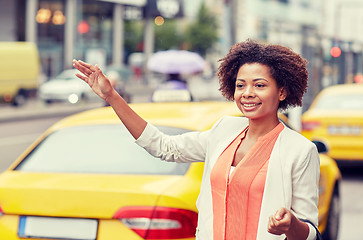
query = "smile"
xmin=243 ymin=103 xmax=261 ymax=107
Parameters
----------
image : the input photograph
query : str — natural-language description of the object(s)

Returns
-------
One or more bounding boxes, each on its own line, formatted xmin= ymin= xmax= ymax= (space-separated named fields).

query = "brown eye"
xmin=236 ymin=83 xmax=244 ymax=88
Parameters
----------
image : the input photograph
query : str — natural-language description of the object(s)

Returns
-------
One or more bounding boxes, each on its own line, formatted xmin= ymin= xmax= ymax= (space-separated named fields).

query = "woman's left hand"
xmin=267 ymin=207 xmax=292 ymax=235
xmin=268 ymin=207 xmax=310 ymax=239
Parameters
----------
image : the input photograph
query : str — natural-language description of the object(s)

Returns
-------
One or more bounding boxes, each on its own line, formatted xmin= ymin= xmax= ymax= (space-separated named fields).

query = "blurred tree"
xmin=124 ymin=21 xmax=143 ymax=54
xmin=154 ymin=19 xmax=183 ymax=51
xmin=185 ymin=3 xmax=218 ymax=56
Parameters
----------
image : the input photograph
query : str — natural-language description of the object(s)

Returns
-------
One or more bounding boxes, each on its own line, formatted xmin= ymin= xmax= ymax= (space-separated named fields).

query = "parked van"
xmin=0 ymin=42 xmax=41 ymax=106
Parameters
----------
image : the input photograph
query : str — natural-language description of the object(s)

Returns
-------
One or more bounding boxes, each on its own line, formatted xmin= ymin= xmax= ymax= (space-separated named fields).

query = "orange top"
xmin=210 ymin=123 xmax=284 ymax=240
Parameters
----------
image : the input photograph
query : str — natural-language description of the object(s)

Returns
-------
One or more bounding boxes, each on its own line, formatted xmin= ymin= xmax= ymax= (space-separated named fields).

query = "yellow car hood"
xmin=0 ymin=171 xmax=183 ymax=219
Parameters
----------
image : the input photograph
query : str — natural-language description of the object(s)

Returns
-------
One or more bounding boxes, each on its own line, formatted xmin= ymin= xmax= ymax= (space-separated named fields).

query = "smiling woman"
xmin=217 ymin=40 xmax=308 ymax=112
xmin=72 ymin=39 xmax=319 ymax=240
xmin=233 ymin=63 xmax=286 ymax=123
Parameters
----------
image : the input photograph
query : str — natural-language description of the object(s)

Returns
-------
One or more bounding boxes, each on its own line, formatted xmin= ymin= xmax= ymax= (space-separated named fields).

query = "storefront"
xmin=34 ymin=0 xmax=117 ymax=78
xmin=22 ymin=0 xmax=182 ymax=80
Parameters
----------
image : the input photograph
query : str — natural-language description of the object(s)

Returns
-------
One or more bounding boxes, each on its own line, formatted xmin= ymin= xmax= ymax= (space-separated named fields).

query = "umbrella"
xmin=147 ymin=50 xmax=206 ymax=74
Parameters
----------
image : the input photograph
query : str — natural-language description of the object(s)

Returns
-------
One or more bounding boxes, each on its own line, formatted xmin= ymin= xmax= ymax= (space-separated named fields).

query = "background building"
xmin=0 ymin=0 xmax=183 ymax=79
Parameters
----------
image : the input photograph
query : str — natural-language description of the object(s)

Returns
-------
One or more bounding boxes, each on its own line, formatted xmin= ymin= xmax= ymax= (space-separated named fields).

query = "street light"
xmin=154 ymin=16 xmax=165 ymax=26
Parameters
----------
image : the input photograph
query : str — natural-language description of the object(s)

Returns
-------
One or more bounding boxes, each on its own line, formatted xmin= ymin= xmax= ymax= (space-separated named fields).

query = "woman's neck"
xmin=247 ymin=115 xmax=280 ymax=140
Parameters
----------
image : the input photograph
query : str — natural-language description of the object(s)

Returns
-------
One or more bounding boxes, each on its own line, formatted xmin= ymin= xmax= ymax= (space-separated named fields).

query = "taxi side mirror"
xmin=312 ymin=141 xmax=328 ymax=154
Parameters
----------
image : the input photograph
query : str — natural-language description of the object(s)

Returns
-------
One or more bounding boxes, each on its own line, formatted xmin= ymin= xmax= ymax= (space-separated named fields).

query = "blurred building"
xmin=0 ymin=1 xmax=26 ymax=41
xmin=320 ymin=0 xmax=363 ymax=87
xmin=202 ymin=0 xmax=363 ymax=92
xmin=207 ymin=0 xmax=323 ymax=112
xmin=0 ymin=0 xmax=183 ymax=80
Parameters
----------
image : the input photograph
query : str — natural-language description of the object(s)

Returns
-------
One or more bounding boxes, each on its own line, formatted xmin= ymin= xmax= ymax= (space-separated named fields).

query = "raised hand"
xmin=73 ymin=59 xmax=114 ymax=101
xmin=73 ymin=59 xmax=147 ymax=139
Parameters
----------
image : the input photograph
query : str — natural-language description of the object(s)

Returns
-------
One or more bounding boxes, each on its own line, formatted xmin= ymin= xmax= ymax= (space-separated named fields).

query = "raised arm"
xmin=72 ymin=59 xmax=147 ymax=139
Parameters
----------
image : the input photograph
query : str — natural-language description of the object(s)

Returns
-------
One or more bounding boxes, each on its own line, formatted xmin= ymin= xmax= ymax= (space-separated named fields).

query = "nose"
xmin=242 ymin=85 xmax=255 ymax=98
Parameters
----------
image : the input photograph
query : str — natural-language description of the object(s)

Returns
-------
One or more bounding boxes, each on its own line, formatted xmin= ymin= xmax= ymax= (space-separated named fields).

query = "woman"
xmin=73 ymin=39 xmax=319 ymax=240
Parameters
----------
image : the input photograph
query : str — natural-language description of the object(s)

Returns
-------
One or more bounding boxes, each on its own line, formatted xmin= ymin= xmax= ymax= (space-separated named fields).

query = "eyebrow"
xmin=236 ymin=78 xmax=269 ymax=82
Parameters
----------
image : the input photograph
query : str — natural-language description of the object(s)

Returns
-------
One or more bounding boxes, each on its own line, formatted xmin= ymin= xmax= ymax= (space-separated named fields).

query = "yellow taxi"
xmin=302 ymin=83 xmax=363 ymax=162
xmin=0 ymin=101 xmax=341 ymax=240
xmin=0 ymin=42 xmax=40 ymax=106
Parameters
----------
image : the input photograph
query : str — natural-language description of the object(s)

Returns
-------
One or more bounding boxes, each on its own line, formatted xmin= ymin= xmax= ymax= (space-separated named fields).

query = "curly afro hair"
xmin=217 ymin=39 xmax=308 ymax=111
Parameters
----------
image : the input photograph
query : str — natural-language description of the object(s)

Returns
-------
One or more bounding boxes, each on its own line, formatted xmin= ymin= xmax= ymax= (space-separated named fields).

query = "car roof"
xmin=320 ymin=83 xmax=363 ymax=95
xmin=50 ymin=101 xmax=243 ymax=133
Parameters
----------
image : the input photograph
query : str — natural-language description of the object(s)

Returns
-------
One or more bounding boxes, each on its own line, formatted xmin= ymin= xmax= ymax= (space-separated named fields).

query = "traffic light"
xmin=354 ymin=74 xmax=363 ymax=83
xmin=330 ymin=46 xmax=341 ymax=58
xmin=77 ymin=21 xmax=89 ymax=34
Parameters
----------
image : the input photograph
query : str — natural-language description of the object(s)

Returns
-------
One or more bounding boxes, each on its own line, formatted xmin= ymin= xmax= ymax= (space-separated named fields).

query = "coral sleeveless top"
xmin=210 ymin=123 xmax=284 ymax=240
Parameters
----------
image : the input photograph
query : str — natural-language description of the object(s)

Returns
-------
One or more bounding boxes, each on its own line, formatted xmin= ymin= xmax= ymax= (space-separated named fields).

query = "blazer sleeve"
xmin=135 ymin=118 xmax=223 ymax=163
xmin=290 ymin=142 xmax=320 ymax=235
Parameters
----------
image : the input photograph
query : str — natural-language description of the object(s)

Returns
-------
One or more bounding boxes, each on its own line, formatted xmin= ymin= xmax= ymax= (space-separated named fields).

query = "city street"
xmin=0 ymin=78 xmax=363 ymax=239
xmin=2 ymin=0 xmax=363 ymax=239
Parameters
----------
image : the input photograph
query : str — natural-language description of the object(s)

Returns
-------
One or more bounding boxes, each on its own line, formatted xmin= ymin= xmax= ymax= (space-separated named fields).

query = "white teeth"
xmin=243 ymin=103 xmax=258 ymax=107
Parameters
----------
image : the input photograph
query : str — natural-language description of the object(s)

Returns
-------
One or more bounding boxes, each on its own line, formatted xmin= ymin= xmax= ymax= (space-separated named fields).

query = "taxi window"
xmin=315 ymin=94 xmax=363 ymax=110
xmin=15 ymin=125 xmax=191 ymax=175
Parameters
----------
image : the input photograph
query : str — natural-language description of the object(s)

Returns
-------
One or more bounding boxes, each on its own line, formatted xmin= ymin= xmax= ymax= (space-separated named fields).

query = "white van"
xmin=0 ymin=42 xmax=41 ymax=106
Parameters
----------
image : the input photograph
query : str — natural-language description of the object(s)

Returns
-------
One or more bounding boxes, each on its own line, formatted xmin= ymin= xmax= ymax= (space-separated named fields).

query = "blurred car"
xmin=302 ymin=83 xmax=363 ymax=163
xmin=104 ymin=64 xmax=134 ymax=83
xmin=104 ymin=65 xmax=134 ymax=103
xmin=38 ymin=69 xmax=96 ymax=104
xmin=0 ymin=101 xmax=341 ymax=240
xmin=152 ymin=80 xmax=192 ymax=102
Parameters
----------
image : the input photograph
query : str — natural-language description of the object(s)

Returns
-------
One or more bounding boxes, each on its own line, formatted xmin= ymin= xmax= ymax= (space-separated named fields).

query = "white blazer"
xmin=136 ymin=116 xmax=320 ymax=240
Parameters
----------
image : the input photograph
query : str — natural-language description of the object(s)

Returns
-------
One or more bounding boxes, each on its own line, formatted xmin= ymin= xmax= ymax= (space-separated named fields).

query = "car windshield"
xmin=15 ymin=125 xmax=191 ymax=175
xmin=314 ymin=94 xmax=363 ymax=110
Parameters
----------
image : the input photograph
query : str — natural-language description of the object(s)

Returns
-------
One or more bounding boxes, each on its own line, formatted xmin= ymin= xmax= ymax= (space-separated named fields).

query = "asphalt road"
xmin=0 ymin=115 xmax=65 ymax=171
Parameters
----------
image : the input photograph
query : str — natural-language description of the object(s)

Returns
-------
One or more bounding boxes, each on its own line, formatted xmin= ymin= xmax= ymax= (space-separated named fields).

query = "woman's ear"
xmin=279 ymin=87 xmax=287 ymax=101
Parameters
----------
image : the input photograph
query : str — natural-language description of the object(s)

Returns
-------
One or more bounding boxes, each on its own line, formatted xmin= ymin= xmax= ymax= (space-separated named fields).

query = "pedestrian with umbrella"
xmin=147 ymin=50 xmax=206 ymax=102
xmin=147 ymin=50 xmax=206 ymax=75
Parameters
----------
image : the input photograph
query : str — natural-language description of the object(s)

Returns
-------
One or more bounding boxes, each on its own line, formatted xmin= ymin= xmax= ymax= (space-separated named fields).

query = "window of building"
xmin=74 ymin=0 xmax=113 ymax=68
xmin=37 ymin=0 xmax=66 ymax=78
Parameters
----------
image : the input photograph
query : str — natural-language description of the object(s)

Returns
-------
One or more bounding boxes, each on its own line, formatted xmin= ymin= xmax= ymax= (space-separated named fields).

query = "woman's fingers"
xmin=73 ymin=61 xmax=89 ymax=76
xmin=95 ymin=65 xmax=107 ymax=79
xmin=73 ymin=60 xmax=110 ymax=96
xmin=268 ymin=215 xmax=280 ymax=234
xmin=267 ymin=208 xmax=291 ymax=235
xmin=274 ymin=208 xmax=288 ymax=221
xmin=78 ymin=60 xmax=96 ymax=71
xmin=73 ymin=59 xmax=94 ymax=76
xmin=75 ymin=73 xmax=89 ymax=83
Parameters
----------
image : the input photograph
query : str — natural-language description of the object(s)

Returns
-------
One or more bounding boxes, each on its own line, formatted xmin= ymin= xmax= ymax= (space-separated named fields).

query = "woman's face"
xmin=234 ymin=63 xmax=286 ymax=121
